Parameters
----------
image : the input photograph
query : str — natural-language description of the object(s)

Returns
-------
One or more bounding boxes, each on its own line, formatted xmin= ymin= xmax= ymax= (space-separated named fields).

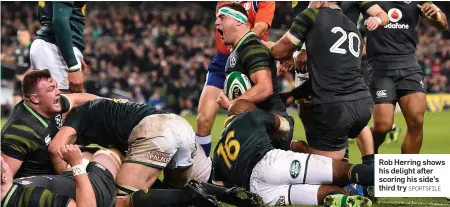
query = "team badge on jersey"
xmin=45 ymin=134 xmax=51 ymax=146
xmin=290 ymin=160 xmax=301 ymax=178
xmin=229 ymin=53 xmax=237 ymax=68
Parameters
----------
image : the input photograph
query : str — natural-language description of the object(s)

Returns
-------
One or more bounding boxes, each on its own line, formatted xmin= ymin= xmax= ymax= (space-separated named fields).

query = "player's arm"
xmin=49 ymin=107 xmax=86 ymax=173
xmin=52 ymin=2 xmax=79 ymax=70
xmin=251 ymin=1 xmax=275 ymax=39
xmin=418 ymin=2 xmax=448 ymax=30
xmin=236 ymin=45 xmax=274 ymax=103
xmin=1 ymin=126 xmax=40 ymax=177
xmin=60 ymin=145 xmax=96 ymax=207
xmin=250 ymin=109 xmax=290 ymax=139
xmin=360 ymin=2 xmax=389 ymax=26
xmin=269 ymin=8 xmax=318 ymax=61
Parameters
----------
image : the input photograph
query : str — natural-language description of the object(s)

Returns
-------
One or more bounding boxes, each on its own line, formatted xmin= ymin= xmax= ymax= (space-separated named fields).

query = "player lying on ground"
xmin=196 ymin=0 xmax=275 ymax=157
xmin=215 ymin=2 xmax=294 ymax=150
xmin=48 ymin=99 xmax=261 ymax=207
xmin=212 ymin=100 xmax=374 ymax=207
xmin=1 ymin=145 xmax=122 ymax=207
xmin=1 ymin=69 xmax=100 ymax=179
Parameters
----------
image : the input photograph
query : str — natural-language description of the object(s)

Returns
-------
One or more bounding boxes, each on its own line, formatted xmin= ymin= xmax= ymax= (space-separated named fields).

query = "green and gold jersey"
xmin=212 ymin=109 xmax=275 ymax=189
xmin=225 ymin=32 xmax=287 ymax=117
xmin=36 ymin=1 xmax=86 ymax=67
xmin=1 ymin=96 xmax=71 ymax=178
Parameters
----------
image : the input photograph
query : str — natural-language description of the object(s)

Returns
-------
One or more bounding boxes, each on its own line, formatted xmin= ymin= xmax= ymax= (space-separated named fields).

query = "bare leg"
xmin=372 ymin=103 xmax=395 ymax=153
xmin=398 ymin=92 xmax=426 ymax=154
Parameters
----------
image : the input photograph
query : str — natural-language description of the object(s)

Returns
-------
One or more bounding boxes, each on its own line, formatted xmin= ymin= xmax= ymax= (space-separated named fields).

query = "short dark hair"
xmin=22 ymin=69 xmax=52 ymax=97
xmin=217 ymin=3 xmax=248 ymax=19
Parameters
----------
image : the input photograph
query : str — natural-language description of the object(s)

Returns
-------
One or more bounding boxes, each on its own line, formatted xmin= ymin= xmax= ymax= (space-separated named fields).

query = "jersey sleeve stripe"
xmin=242 ymin=46 xmax=269 ymax=61
xmin=11 ymin=124 xmax=40 ymax=139
xmin=3 ymin=134 xmax=39 ymax=151
xmin=359 ymin=1 xmax=370 ymax=7
xmin=286 ymin=32 xmax=302 ymax=46
xmin=249 ymin=65 xmax=270 ymax=75
xmin=303 ymin=8 xmax=318 ymax=23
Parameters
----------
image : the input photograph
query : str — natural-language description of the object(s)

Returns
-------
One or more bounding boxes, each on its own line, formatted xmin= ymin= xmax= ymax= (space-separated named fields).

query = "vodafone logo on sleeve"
xmin=385 ymin=8 xmax=410 ymax=29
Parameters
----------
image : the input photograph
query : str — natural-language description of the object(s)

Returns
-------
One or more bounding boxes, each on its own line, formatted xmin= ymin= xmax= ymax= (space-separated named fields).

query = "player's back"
xmin=36 ymin=1 xmax=86 ymax=51
xmin=305 ymin=7 xmax=369 ymax=104
xmin=13 ymin=173 xmax=76 ymax=199
xmin=66 ymin=99 xmax=167 ymax=152
xmin=213 ymin=109 xmax=274 ymax=188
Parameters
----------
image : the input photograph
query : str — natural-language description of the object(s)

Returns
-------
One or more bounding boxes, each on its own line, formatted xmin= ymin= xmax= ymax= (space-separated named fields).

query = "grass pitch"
xmin=2 ymin=110 xmax=450 ymax=207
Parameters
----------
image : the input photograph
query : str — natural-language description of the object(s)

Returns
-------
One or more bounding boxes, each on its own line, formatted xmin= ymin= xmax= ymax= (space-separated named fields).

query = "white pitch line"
xmin=379 ymin=201 xmax=449 ymax=206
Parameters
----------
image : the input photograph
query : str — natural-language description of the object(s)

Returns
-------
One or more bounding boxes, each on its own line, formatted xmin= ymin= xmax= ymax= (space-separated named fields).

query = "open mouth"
xmin=54 ymin=97 xmax=60 ymax=105
xmin=217 ymin=28 xmax=224 ymax=38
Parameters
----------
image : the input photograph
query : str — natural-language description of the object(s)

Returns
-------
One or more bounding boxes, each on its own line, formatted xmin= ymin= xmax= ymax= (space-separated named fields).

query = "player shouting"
xmin=196 ymin=1 xmax=275 ymax=156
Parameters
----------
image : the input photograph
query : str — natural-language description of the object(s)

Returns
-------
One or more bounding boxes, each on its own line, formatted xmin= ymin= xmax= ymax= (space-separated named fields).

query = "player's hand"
xmin=294 ymin=49 xmax=308 ymax=74
xmin=418 ymin=4 xmax=440 ymax=20
xmin=280 ymin=91 xmax=294 ymax=106
xmin=217 ymin=91 xmax=231 ymax=110
xmin=277 ymin=61 xmax=293 ymax=76
xmin=68 ymin=70 xmax=84 ymax=93
xmin=364 ymin=17 xmax=381 ymax=31
xmin=58 ymin=144 xmax=83 ymax=166
xmin=81 ymin=59 xmax=88 ymax=72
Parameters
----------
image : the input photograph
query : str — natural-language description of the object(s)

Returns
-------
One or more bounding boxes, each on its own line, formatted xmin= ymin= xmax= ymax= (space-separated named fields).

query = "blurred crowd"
xmin=1 ymin=2 xmax=449 ymax=115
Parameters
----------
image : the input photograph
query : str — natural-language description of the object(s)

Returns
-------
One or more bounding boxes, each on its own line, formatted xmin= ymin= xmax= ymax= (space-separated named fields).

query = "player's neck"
xmin=232 ymin=29 xmax=251 ymax=49
xmin=1 ymin=182 xmax=13 ymax=201
xmin=24 ymin=101 xmax=55 ymax=119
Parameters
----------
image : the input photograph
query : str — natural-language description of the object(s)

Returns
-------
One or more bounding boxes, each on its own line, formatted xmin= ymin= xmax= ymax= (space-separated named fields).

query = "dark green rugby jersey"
xmin=340 ymin=1 xmax=377 ymax=25
xmin=1 ymin=96 xmax=71 ymax=178
xmin=287 ymin=7 xmax=370 ymax=105
xmin=1 ymin=184 xmax=72 ymax=207
xmin=36 ymin=1 xmax=86 ymax=68
xmin=63 ymin=99 xmax=167 ymax=153
xmin=212 ymin=109 xmax=275 ymax=189
xmin=225 ymin=32 xmax=287 ymax=117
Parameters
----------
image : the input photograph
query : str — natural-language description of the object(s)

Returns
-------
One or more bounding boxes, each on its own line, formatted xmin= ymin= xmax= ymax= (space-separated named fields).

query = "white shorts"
xmin=250 ymin=149 xmax=333 ymax=206
xmin=30 ymin=39 xmax=83 ymax=90
xmin=126 ymin=114 xmax=197 ymax=170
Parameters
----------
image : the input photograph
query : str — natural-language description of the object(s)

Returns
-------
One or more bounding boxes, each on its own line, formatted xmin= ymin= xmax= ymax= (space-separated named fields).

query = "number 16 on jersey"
xmin=216 ymin=131 xmax=241 ymax=169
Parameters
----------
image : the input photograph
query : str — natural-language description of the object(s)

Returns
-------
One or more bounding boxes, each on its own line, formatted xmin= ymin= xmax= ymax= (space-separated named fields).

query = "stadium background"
xmin=1 ymin=2 xmax=450 ymax=207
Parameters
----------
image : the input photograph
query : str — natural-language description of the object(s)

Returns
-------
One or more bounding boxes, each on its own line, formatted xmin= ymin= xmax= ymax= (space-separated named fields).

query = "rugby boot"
xmin=323 ymin=194 xmax=372 ymax=207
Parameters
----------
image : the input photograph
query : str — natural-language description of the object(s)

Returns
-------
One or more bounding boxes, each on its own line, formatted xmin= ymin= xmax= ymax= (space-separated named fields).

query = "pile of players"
xmin=1 ymin=1 xmax=447 ymax=207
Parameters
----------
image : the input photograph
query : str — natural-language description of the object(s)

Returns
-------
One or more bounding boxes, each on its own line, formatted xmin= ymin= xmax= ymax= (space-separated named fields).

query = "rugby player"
xmin=0 ymin=28 xmax=33 ymax=105
xmin=287 ymin=1 xmax=389 ymax=165
xmin=1 ymin=70 xmax=98 ymax=178
xmin=215 ymin=3 xmax=294 ymax=150
xmin=48 ymin=99 xmax=215 ymax=204
xmin=212 ymin=100 xmax=374 ymax=206
xmin=31 ymin=1 xmax=87 ymax=93
xmin=268 ymin=1 xmax=372 ymax=160
xmin=1 ymin=145 xmax=122 ymax=207
xmin=196 ymin=1 xmax=275 ymax=157
xmin=367 ymin=2 xmax=448 ymax=154
xmin=49 ymin=99 xmax=264 ymax=207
